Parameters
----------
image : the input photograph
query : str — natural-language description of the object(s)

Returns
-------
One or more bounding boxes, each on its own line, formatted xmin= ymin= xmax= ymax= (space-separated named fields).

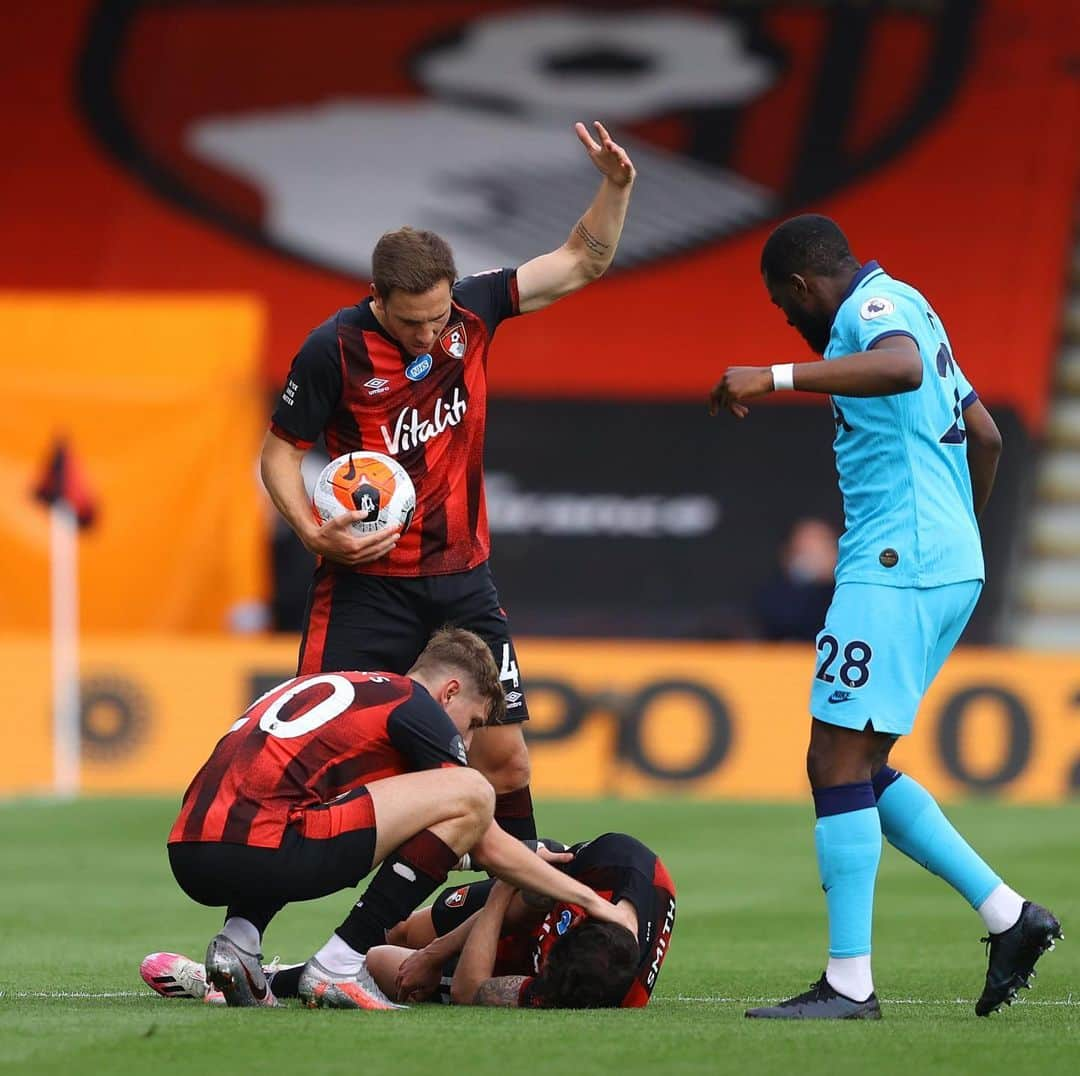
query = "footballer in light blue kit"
xmin=710 ymin=215 xmax=1061 ymax=1020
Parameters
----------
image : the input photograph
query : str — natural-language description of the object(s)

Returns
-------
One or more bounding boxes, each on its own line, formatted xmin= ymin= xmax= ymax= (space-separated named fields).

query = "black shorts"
xmin=297 ymin=560 xmax=528 ymax=722
xmin=168 ymin=803 xmax=377 ymax=912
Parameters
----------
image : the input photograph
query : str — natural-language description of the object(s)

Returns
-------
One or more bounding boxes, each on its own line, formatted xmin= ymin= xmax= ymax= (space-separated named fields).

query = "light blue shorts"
xmin=808 ymin=580 xmax=982 ymax=736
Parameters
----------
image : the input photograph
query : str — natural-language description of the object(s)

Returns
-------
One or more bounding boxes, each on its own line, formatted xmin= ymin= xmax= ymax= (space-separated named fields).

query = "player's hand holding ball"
xmin=307 ymin=450 xmax=415 ymax=566
xmin=306 ymin=513 xmax=402 ymax=568
xmin=708 ymin=366 xmax=775 ymax=419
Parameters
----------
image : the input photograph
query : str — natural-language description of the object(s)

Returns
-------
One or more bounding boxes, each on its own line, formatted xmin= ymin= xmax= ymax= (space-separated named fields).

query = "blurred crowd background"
xmin=2 ymin=0 xmax=1078 ymax=801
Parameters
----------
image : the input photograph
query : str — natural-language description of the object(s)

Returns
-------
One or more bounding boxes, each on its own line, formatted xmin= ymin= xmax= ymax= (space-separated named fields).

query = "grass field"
xmin=1 ymin=797 xmax=1077 ymax=1075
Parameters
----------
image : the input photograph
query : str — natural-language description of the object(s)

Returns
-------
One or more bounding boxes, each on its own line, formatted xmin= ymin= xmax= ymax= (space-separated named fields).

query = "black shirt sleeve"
xmin=269 ymin=317 xmax=343 ymax=447
xmin=386 ymin=684 xmax=469 ymax=771
xmin=452 ymin=269 xmax=520 ymax=338
xmin=430 ymin=879 xmax=495 ymax=935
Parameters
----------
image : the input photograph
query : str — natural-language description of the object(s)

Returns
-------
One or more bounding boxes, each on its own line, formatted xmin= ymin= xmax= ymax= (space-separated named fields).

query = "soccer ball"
xmin=312 ymin=451 xmax=416 ymax=535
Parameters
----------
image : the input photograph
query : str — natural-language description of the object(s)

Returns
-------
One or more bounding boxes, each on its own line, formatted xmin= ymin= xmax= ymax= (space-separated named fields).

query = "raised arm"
xmin=962 ymin=398 xmax=1002 ymax=516
xmin=709 ymin=336 xmax=923 ymax=418
xmin=515 ymin=121 xmax=635 ymax=314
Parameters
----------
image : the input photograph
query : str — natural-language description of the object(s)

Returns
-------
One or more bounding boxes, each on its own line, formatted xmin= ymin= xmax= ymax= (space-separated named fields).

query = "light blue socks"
xmin=813 ymin=782 xmax=881 ymax=958
xmin=874 ymin=767 xmax=1001 ymax=909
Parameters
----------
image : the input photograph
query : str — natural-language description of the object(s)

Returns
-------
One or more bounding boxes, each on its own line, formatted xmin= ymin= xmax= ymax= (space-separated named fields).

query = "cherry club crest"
xmin=78 ymin=2 xmax=975 ymax=281
xmin=440 ymin=323 xmax=467 ymax=360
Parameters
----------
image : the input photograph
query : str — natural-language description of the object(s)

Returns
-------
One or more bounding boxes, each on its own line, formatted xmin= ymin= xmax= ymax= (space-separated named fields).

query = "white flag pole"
xmin=50 ymin=501 xmax=80 ymax=797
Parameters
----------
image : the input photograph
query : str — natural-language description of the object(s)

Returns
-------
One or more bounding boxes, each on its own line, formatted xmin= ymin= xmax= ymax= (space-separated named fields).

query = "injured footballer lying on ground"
xmin=141 ymin=832 xmax=676 ymax=1009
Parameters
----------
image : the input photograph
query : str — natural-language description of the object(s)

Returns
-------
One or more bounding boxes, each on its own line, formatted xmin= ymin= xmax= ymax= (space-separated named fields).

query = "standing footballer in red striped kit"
xmin=261 ymin=121 xmax=636 ymax=841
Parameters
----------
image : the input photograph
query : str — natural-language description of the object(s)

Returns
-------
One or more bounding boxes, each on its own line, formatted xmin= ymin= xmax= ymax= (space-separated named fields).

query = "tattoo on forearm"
xmin=473 ymin=976 xmax=527 ymax=1008
xmin=575 ymin=221 xmax=610 ymax=257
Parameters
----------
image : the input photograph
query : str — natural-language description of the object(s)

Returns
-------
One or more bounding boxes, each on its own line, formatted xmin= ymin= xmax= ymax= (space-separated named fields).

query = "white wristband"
xmin=771 ymin=363 xmax=795 ymax=392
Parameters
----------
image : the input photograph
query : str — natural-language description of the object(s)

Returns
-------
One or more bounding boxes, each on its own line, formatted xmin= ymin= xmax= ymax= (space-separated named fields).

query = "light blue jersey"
xmin=825 ymin=260 xmax=984 ymax=588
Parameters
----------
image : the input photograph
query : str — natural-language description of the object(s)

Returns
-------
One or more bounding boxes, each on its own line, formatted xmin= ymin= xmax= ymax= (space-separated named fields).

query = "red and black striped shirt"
xmin=435 ymin=833 xmax=676 ymax=1008
xmin=168 ymin=672 xmax=466 ymax=850
xmin=270 ymin=270 xmax=520 ymax=577
xmin=514 ymin=833 xmax=677 ymax=1008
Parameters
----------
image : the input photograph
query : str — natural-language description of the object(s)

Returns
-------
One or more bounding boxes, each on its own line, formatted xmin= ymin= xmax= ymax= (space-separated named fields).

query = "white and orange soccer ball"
xmin=312 ymin=451 xmax=416 ymax=535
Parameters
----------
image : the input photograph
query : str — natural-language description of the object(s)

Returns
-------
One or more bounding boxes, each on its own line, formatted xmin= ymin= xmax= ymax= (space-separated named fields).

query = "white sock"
xmin=313 ymin=932 xmax=364 ymax=975
xmin=825 ymin=955 xmax=874 ymax=1002
xmin=221 ymin=916 xmax=260 ymax=954
xmin=977 ymin=883 xmax=1025 ymax=935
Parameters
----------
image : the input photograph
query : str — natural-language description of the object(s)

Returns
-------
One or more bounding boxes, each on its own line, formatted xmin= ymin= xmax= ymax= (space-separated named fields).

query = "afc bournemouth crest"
xmin=440 ymin=323 xmax=467 ymax=360
xmin=78 ymin=3 xmax=977 ymax=280
xmin=444 ymin=887 xmax=469 ymax=908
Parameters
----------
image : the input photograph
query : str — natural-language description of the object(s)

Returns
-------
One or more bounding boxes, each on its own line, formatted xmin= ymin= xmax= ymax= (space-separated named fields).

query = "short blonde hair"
xmin=410 ymin=627 xmax=507 ymax=725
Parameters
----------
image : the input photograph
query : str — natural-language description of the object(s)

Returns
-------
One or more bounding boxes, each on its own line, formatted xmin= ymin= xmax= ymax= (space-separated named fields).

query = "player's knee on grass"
xmin=530 ymin=920 xmax=640 ymax=1009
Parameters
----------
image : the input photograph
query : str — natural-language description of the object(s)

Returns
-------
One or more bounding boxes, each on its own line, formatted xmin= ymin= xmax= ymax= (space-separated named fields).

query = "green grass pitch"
xmin=1 ymin=798 xmax=1077 ymax=1075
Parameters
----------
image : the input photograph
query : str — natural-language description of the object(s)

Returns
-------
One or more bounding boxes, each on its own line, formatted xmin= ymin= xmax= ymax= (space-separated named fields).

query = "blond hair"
xmin=410 ymin=627 xmax=507 ymax=725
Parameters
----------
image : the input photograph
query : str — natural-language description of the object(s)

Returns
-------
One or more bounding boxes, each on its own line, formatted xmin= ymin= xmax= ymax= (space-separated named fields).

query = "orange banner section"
xmin=0 ymin=294 xmax=270 ymax=632
xmin=3 ymin=637 xmax=1078 ymax=803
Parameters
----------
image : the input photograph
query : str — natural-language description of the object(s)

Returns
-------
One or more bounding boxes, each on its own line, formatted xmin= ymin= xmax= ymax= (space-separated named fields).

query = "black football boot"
xmin=975 ymin=901 xmax=1062 ymax=1016
xmin=746 ymin=975 xmax=882 ymax=1020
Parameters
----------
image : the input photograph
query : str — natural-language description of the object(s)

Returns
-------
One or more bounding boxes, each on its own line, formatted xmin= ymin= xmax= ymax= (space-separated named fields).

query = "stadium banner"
xmin=0 ymin=294 xmax=270 ymax=633
xmin=8 ymin=1 xmax=1076 ymax=430
xmin=486 ymin=399 xmax=1032 ymax=645
xmin=2 ymin=636 xmax=1078 ymax=803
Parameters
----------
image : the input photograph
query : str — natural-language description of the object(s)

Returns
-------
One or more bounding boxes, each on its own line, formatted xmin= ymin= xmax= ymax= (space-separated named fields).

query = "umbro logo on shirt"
xmin=363 ymin=377 xmax=390 ymax=396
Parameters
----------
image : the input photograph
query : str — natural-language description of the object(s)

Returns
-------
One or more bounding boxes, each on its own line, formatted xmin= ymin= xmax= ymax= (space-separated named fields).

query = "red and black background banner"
xmin=2 ymin=0 xmax=1078 ymax=640
xmin=2 ymin=0 xmax=1075 ymax=417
